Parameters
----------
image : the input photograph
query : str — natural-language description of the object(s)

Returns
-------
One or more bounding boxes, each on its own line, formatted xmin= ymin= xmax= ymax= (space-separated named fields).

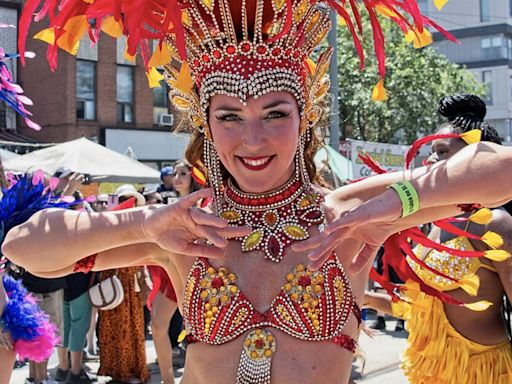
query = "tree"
xmin=336 ymin=16 xmax=485 ymax=144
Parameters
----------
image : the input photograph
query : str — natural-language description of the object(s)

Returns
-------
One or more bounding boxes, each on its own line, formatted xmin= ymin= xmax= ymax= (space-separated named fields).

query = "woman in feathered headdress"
xmin=363 ymin=94 xmax=512 ymax=384
xmin=4 ymin=1 xmax=512 ymax=383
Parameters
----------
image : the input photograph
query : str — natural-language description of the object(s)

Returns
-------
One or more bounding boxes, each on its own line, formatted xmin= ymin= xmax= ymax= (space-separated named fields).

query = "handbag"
xmin=88 ymin=271 xmax=124 ymax=310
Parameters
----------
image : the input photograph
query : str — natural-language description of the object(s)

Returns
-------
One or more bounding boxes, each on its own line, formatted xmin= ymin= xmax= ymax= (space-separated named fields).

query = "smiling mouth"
xmin=237 ymin=155 xmax=274 ymax=171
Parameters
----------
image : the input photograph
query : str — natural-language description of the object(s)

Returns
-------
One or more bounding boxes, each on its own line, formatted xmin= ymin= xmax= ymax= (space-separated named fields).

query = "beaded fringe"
xmin=236 ymin=351 xmax=272 ymax=384
xmin=395 ymin=293 xmax=512 ymax=384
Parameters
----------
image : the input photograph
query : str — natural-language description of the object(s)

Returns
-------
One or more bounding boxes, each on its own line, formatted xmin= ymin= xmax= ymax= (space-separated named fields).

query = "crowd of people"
xmin=1 ymin=1 xmax=512 ymax=384
xmin=1 ymin=161 xmax=198 ymax=384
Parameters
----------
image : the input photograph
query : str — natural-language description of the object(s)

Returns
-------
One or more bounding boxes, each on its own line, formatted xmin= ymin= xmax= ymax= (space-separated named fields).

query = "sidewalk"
xmin=10 ymin=319 xmax=408 ymax=384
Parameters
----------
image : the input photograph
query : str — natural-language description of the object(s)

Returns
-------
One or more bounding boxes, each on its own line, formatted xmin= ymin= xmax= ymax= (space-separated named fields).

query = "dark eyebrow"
xmin=263 ymin=100 xmax=293 ymax=109
xmin=213 ymin=105 xmax=243 ymax=112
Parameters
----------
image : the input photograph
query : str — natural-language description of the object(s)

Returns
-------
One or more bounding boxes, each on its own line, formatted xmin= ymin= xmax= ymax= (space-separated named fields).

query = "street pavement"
xmin=10 ymin=318 xmax=408 ymax=384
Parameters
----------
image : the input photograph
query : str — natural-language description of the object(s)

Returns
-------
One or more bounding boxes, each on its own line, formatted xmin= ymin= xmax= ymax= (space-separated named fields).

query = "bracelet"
xmin=389 ymin=181 xmax=420 ymax=218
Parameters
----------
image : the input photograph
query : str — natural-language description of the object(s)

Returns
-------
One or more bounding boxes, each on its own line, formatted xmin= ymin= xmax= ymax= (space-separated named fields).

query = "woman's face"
xmin=173 ymin=164 xmax=192 ymax=196
xmin=208 ymin=91 xmax=300 ymax=193
xmin=428 ymin=126 xmax=467 ymax=164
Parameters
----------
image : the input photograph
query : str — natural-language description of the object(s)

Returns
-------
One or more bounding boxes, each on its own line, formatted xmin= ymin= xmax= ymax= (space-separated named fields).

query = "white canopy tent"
xmin=0 ymin=148 xmax=21 ymax=161
xmin=3 ymin=137 xmax=161 ymax=183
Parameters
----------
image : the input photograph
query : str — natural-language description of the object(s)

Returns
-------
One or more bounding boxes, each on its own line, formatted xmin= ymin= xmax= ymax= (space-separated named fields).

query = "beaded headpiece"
xmin=20 ymin=0 xmax=455 ymax=132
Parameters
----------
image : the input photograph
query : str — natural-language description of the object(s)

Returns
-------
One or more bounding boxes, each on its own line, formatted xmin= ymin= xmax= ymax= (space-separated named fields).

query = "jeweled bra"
xmin=183 ymin=254 xmax=360 ymax=347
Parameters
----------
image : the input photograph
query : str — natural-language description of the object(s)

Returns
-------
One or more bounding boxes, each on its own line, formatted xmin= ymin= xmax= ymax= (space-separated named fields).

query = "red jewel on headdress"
xmin=213 ymin=50 xmax=221 ymax=59
xmin=202 ymin=54 xmax=210 ymax=63
xmin=285 ymin=49 xmax=292 ymax=56
xmin=241 ymin=43 xmax=251 ymax=52
xmin=193 ymin=59 xmax=200 ymax=67
xmin=293 ymin=50 xmax=300 ymax=58
xmin=272 ymin=47 xmax=281 ymax=56
xmin=226 ymin=45 xmax=236 ymax=55
xmin=256 ymin=46 xmax=267 ymax=54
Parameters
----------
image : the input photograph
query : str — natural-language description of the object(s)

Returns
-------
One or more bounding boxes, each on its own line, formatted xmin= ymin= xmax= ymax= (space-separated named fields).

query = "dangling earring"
xmin=295 ymin=125 xmax=311 ymax=187
xmin=204 ymin=136 xmax=223 ymax=212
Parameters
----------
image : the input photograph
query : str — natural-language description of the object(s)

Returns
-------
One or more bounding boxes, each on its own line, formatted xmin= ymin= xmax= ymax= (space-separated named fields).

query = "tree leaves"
xmin=336 ymin=16 xmax=485 ymax=144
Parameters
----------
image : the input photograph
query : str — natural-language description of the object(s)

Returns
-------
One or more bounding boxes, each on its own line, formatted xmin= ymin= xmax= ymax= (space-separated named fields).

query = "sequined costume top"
xmin=407 ymin=236 xmax=496 ymax=292
xmin=182 ymin=252 xmax=361 ymax=352
xmin=395 ymin=236 xmax=512 ymax=384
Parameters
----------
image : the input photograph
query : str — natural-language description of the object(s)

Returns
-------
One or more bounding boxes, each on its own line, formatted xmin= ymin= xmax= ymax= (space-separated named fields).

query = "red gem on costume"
xmin=211 ymin=276 xmax=224 ymax=289
xmin=298 ymin=275 xmax=311 ymax=288
xmin=242 ymin=43 xmax=251 ymax=52
xmin=293 ymin=50 xmax=300 ymax=58
xmin=285 ymin=49 xmax=292 ymax=56
xmin=193 ymin=59 xmax=200 ymax=67
xmin=226 ymin=45 xmax=236 ymax=55
xmin=202 ymin=54 xmax=210 ymax=63
xmin=213 ymin=50 xmax=221 ymax=59
xmin=272 ymin=47 xmax=281 ymax=56
xmin=305 ymin=210 xmax=323 ymax=221
xmin=268 ymin=236 xmax=281 ymax=258
xmin=257 ymin=46 xmax=267 ymax=54
xmin=254 ymin=339 xmax=265 ymax=349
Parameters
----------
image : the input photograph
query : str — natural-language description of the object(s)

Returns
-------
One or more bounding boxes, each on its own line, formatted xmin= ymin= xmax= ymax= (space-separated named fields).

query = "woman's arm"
xmin=364 ymin=291 xmax=393 ymax=316
xmin=2 ymin=189 xmax=250 ymax=274
xmin=298 ymin=142 xmax=512 ymax=272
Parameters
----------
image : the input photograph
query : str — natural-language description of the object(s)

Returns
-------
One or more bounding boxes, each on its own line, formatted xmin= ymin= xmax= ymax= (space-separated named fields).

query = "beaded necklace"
xmin=218 ymin=175 xmax=326 ymax=262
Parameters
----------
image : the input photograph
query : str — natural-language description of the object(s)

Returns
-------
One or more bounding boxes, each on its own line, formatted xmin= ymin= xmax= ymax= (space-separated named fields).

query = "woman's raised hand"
xmin=293 ymin=189 xmax=402 ymax=273
xmin=142 ymin=188 xmax=251 ymax=258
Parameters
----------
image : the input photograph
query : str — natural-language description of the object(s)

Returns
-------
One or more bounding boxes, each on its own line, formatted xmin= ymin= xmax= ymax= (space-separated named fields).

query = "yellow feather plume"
xmin=372 ymin=79 xmax=388 ymax=101
xmin=464 ymin=300 xmax=493 ymax=312
xmin=146 ymin=67 xmax=165 ymax=88
xmin=469 ymin=208 xmax=493 ymax=225
xmin=484 ymin=250 xmax=511 ymax=262
xmin=460 ymin=129 xmax=482 ymax=145
xmin=481 ymin=231 xmax=504 ymax=249
xmin=434 ymin=0 xmax=449 ymax=10
xmin=458 ymin=273 xmax=480 ymax=297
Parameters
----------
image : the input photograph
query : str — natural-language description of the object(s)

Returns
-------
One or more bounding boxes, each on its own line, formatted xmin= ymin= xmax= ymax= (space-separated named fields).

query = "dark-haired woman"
xmin=147 ymin=160 xmax=201 ymax=384
xmin=365 ymin=94 xmax=512 ymax=384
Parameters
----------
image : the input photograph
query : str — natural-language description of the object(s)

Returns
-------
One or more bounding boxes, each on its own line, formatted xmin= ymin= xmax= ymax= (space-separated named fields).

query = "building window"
xmin=153 ymin=74 xmax=168 ymax=108
xmin=510 ymin=0 xmax=512 ymax=17
xmin=482 ymin=70 xmax=493 ymax=105
xmin=76 ymin=60 xmax=96 ymax=120
xmin=481 ymin=35 xmax=504 ymax=60
xmin=480 ymin=0 xmax=490 ymax=22
xmin=117 ymin=65 xmax=134 ymax=123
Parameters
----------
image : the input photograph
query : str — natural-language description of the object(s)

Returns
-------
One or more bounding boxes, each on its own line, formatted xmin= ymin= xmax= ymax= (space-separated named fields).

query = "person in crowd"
xmin=147 ymin=160 xmax=200 ymax=383
xmin=97 ymin=185 xmax=150 ymax=384
xmin=91 ymin=194 xmax=108 ymax=213
xmin=22 ymin=273 xmax=66 ymax=383
xmin=55 ymin=198 xmax=94 ymax=384
xmin=6 ymin=2 xmax=512 ymax=384
xmin=364 ymin=94 xmax=512 ymax=384
xmin=368 ymin=247 xmax=405 ymax=332
xmin=157 ymin=166 xmax=177 ymax=204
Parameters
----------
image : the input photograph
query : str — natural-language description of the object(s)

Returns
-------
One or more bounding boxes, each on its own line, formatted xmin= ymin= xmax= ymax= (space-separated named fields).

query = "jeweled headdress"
xmin=20 ymin=0 xmax=454 ymax=131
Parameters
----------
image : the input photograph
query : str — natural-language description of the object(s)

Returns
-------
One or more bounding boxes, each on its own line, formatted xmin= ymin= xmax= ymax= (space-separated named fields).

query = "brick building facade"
xmin=9 ymin=8 xmax=187 ymax=165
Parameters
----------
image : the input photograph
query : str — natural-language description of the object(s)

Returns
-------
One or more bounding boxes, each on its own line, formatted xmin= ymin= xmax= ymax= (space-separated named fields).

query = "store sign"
xmin=347 ymin=139 xmax=408 ymax=178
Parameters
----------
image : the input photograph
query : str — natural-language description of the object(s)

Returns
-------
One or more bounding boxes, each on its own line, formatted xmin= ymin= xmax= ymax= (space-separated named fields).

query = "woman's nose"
xmin=242 ymin=120 xmax=265 ymax=149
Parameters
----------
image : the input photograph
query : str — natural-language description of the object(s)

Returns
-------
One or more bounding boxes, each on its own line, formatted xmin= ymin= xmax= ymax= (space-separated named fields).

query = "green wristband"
xmin=389 ymin=181 xmax=420 ymax=218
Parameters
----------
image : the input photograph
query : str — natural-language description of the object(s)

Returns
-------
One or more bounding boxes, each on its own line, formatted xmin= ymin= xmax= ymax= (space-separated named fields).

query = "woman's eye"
xmin=265 ymin=111 xmax=289 ymax=120
xmin=216 ymin=113 xmax=241 ymax=122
